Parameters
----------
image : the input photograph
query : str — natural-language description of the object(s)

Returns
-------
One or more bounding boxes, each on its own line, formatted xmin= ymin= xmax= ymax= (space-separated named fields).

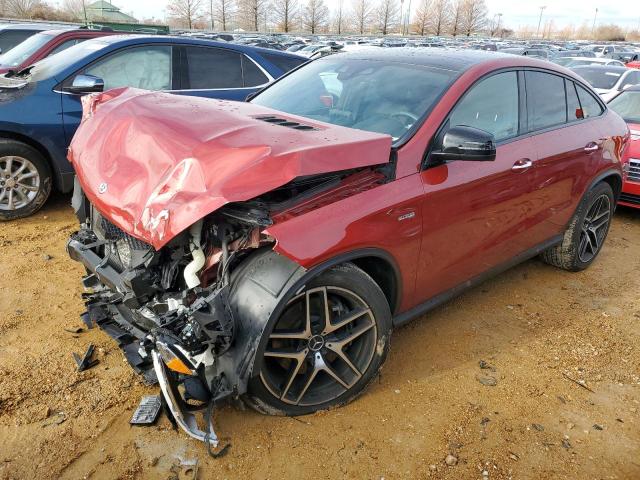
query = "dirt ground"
xmin=0 ymin=193 xmax=639 ymax=480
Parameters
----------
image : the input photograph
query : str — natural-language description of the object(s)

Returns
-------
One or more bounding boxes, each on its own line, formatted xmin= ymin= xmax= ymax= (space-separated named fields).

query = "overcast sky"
xmin=76 ymin=0 xmax=640 ymax=30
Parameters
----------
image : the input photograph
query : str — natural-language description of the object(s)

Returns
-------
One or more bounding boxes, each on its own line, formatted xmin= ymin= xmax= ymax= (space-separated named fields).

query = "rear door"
xmin=60 ymin=44 xmax=176 ymax=143
xmin=175 ymin=46 xmax=270 ymax=101
xmin=415 ymin=70 xmax=539 ymax=301
xmin=525 ymin=70 xmax=606 ymax=239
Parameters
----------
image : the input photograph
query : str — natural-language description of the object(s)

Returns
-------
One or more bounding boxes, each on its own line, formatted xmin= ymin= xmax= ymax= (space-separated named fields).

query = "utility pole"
xmin=210 ymin=0 xmax=215 ymax=31
xmin=82 ymin=0 xmax=88 ymax=25
xmin=400 ymin=0 xmax=405 ymax=35
xmin=536 ymin=5 xmax=546 ymax=39
xmin=405 ymin=0 xmax=412 ymax=36
xmin=592 ymin=8 xmax=598 ymax=37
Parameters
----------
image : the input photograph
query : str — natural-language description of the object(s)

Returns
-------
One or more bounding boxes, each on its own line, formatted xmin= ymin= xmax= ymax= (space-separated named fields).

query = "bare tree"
xmin=5 ymin=0 xmax=43 ymax=18
xmin=272 ymin=0 xmax=297 ymax=32
xmin=214 ymin=0 xmax=235 ymax=30
xmin=460 ymin=0 xmax=487 ymax=36
xmin=167 ymin=0 xmax=205 ymax=29
xmin=449 ymin=0 xmax=463 ymax=36
xmin=375 ymin=0 xmax=399 ymax=35
xmin=303 ymin=0 xmax=328 ymax=33
xmin=59 ymin=0 xmax=86 ymax=21
xmin=237 ymin=0 xmax=269 ymax=31
xmin=351 ymin=0 xmax=372 ymax=34
xmin=412 ymin=0 xmax=430 ymax=36
xmin=428 ymin=0 xmax=449 ymax=35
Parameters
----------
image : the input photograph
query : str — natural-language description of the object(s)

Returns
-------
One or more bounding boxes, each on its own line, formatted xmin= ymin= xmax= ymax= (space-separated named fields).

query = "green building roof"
xmin=86 ymin=0 xmax=138 ymax=24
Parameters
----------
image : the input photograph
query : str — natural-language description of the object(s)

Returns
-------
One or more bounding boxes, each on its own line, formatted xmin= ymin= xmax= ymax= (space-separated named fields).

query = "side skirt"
xmin=392 ymin=234 xmax=563 ymax=328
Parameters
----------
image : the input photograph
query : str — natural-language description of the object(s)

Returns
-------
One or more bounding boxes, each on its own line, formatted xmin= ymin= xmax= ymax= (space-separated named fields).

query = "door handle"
xmin=511 ymin=158 xmax=533 ymax=171
xmin=584 ymin=142 xmax=599 ymax=152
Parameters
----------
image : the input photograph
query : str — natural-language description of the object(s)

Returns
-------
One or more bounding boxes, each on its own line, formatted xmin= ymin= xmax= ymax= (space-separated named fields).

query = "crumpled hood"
xmin=69 ymin=88 xmax=392 ymax=249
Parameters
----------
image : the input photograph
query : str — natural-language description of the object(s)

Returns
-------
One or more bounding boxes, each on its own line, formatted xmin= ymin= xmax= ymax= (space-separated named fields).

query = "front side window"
xmin=448 ymin=71 xmax=519 ymax=142
xmin=184 ymin=46 xmax=242 ymax=89
xmin=252 ymin=58 xmax=457 ymax=142
xmin=84 ymin=45 xmax=172 ymax=91
xmin=526 ymin=71 xmax=567 ymax=131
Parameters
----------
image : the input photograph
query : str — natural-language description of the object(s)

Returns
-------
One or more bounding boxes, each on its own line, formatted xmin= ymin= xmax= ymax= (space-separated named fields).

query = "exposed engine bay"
xmin=67 ymin=167 xmax=388 ymax=446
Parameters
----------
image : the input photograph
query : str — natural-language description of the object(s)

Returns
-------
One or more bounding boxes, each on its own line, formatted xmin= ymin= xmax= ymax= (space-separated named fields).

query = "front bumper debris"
xmin=152 ymin=351 xmax=218 ymax=447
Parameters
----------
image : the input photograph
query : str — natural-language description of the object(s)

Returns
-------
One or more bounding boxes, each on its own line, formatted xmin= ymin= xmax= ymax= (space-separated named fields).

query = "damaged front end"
xmin=66 ymin=88 xmax=393 ymax=445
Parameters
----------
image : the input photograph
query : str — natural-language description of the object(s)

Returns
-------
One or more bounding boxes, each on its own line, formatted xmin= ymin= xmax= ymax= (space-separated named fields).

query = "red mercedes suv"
xmin=66 ymin=49 xmax=628 ymax=447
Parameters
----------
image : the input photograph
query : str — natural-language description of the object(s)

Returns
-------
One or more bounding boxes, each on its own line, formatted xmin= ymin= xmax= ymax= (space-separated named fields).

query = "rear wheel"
xmin=540 ymin=182 xmax=614 ymax=271
xmin=0 ymin=140 xmax=52 ymax=221
xmin=245 ymin=263 xmax=392 ymax=416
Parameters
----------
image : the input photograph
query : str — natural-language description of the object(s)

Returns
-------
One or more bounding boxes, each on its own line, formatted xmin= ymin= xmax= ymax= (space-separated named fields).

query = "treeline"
xmin=0 ymin=0 xmax=638 ymax=41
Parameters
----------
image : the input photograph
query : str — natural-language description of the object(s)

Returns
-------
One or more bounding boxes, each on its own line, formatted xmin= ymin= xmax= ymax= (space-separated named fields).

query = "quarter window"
xmin=576 ymin=84 xmax=604 ymax=118
xmin=448 ymin=71 xmax=519 ymax=142
xmin=566 ymin=80 xmax=582 ymax=122
xmin=526 ymin=71 xmax=566 ymax=131
xmin=184 ymin=46 xmax=243 ymax=89
xmin=84 ymin=45 xmax=172 ymax=91
xmin=242 ymin=55 xmax=268 ymax=87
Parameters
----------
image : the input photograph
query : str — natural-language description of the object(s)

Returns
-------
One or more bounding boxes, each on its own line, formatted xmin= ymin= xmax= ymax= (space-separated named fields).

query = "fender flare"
xmin=223 ymin=247 xmax=401 ymax=393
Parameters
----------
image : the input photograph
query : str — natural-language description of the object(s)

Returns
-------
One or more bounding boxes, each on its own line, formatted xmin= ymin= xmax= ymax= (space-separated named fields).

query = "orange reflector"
xmin=166 ymin=357 xmax=193 ymax=375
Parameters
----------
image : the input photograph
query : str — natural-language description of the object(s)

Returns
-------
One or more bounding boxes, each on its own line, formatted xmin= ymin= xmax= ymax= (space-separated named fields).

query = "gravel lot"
xmin=1 ymin=194 xmax=639 ymax=480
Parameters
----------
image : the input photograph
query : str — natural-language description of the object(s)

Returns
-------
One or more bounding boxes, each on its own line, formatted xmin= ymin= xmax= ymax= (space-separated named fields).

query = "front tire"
xmin=540 ymin=181 xmax=614 ymax=271
xmin=0 ymin=140 xmax=52 ymax=221
xmin=245 ymin=263 xmax=392 ymax=416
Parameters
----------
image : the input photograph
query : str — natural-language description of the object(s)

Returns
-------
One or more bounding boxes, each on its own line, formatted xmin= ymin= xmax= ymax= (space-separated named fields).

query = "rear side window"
xmin=448 ymin=71 xmax=519 ymax=142
xmin=526 ymin=71 xmax=566 ymax=131
xmin=241 ymin=55 xmax=268 ymax=86
xmin=260 ymin=52 xmax=307 ymax=74
xmin=48 ymin=38 xmax=86 ymax=57
xmin=566 ymin=80 xmax=582 ymax=122
xmin=184 ymin=46 xmax=242 ymax=89
xmin=576 ymin=84 xmax=604 ymax=118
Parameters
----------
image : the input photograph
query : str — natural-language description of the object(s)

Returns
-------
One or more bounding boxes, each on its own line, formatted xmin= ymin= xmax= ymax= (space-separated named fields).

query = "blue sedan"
xmin=0 ymin=35 xmax=306 ymax=219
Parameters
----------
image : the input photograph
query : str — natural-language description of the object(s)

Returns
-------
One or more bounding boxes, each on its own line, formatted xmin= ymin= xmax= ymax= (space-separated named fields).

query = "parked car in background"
xmin=0 ymin=28 xmax=119 ymax=74
xmin=0 ymin=35 xmax=305 ymax=219
xmin=66 ymin=49 xmax=627 ymax=445
xmin=562 ymin=57 xmax=626 ymax=68
xmin=571 ymin=65 xmax=640 ymax=102
xmin=607 ymin=86 xmax=640 ymax=208
xmin=0 ymin=23 xmax=74 ymax=54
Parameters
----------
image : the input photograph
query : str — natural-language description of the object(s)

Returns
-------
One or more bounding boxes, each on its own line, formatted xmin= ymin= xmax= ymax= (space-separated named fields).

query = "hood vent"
xmin=254 ymin=115 xmax=317 ymax=131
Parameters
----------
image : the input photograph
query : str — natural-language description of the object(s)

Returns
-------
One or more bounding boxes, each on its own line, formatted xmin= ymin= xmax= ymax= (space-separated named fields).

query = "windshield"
xmin=608 ymin=91 xmax=640 ymax=124
xmin=27 ymin=39 xmax=110 ymax=82
xmin=572 ymin=67 xmax=622 ymax=89
xmin=251 ymin=57 xmax=457 ymax=142
xmin=0 ymin=32 xmax=53 ymax=67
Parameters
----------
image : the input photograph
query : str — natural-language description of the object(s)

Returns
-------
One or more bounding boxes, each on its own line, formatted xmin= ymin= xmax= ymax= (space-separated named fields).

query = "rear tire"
xmin=0 ymin=140 xmax=52 ymax=221
xmin=244 ymin=263 xmax=392 ymax=416
xmin=540 ymin=182 xmax=614 ymax=271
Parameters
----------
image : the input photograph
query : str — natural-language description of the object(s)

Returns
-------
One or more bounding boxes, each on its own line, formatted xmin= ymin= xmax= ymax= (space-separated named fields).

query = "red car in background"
xmin=608 ymin=85 xmax=640 ymax=208
xmin=0 ymin=28 xmax=118 ymax=74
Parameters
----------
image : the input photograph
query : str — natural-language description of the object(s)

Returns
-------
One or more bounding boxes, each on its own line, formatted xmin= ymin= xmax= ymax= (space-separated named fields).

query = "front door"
xmin=415 ymin=70 xmax=540 ymax=301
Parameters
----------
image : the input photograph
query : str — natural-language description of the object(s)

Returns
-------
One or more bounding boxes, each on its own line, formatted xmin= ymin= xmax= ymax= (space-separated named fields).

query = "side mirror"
xmin=431 ymin=125 xmax=497 ymax=162
xmin=63 ymin=74 xmax=104 ymax=94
